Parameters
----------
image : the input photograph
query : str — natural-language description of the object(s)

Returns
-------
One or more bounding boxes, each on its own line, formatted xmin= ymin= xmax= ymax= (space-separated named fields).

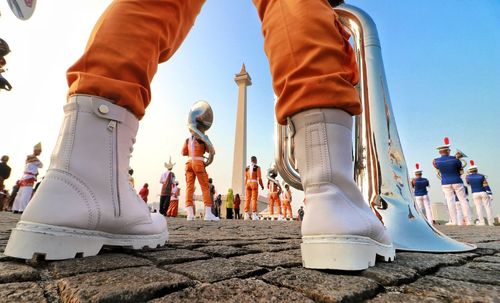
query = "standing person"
xmin=160 ymin=158 xmax=176 ymax=216
xmin=167 ymin=181 xmax=180 ymax=217
xmin=0 ymin=155 xmax=11 ymax=191
xmin=12 ymin=143 xmax=43 ymax=213
xmin=0 ymin=155 xmax=11 ymax=210
xmin=411 ymin=164 xmax=433 ymax=224
xmin=466 ymin=161 xmax=494 ymax=226
xmin=182 ymin=128 xmax=219 ymax=222
xmin=433 ymin=137 xmax=473 ymax=226
xmin=215 ymin=194 xmax=222 ymax=218
xmin=5 ymin=0 xmax=394 ymax=270
xmin=244 ymin=156 xmax=264 ymax=221
xmin=139 ymin=183 xmax=149 ymax=203
xmin=225 ymin=188 xmax=234 ymax=219
xmin=234 ymin=194 xmax=241 ymax=220
xmin=128 ymin=168 xmax=135 ymax=188
xmin=282 ymin=184 xmax=293 ymax=220
xmin=267 ymin=167 xmax=283 ymax=220
xmin=0 ymin=38 xmax=12 ymax=91
xmin=6 ymin=181 xmax=20 ymax=212
xmin=209 ymin=178 xmax=217 ymax=216
xmin=298 ymin=206 xmax=305 ymax=222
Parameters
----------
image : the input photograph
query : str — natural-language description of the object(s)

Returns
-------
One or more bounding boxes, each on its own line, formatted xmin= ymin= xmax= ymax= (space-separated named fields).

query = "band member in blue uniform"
xmin=466 ymin=160 xmax=494 ymax=226
xmin=433 ymin=137 xmax=472 ymax=225
xmin=411 ymin=163 xmax=433 ymax=224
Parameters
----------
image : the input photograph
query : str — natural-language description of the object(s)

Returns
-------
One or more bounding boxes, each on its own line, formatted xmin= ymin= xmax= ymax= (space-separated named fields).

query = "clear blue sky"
xmin=2 ymin=1 xmax=499 ymax=216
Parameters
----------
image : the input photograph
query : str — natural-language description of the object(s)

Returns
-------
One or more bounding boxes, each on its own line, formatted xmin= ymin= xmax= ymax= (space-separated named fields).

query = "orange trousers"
xmin=67 ymin=0 xmax=360 ymax=124
xmin=185 ymin=160 xmax=211 ymax=207
xmin=268 ymin=192 xmax=282 ymax=215
xmin=167 ymin=199 xmax=179 ymax=217
xmin=282 ymin=199 xmax=292 ymax=218
xmin=244 ymin=182 xmax=259 ymax=213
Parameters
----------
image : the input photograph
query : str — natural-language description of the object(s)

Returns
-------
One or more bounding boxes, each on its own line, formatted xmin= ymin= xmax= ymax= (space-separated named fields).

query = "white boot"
xmin=5 ymin=95 xmax=168 ymax=260
xmin=186 ymin=206 xmax=195 ymax=221
xmin=204 ymin=207 xmax=220 ymax=221
xmin=251 ymin=213 xmax=260 ymax=221
xmin=243 ymin=213 xmax=250 ymax=221
xmin=291 ymin=108 xmax=394 ymax=270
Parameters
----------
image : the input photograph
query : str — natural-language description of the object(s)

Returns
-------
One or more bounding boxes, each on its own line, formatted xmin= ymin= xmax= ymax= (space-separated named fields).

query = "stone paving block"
xmin=153 ymin=278 xmax=313 ymax=303
xmin=242 ymin=242 xmax=299 ymax=253
xmin=476 ymin=241 xmax=500 ymax=251
xmin=232 ymin=249 xmax=301 ymax=268
xmin=166 ymin=257 xmax=265 ymax=283
xmin=135 ymin=248 xmax=210 ymax=265
xmin=369 ymin=292 xmax=441 ymax=303
xmin=0 ymin=282 xmax=46 ymax=303
xmin=262 ymin=268 xmax=381 ymax=302
xmin=434 ymin=265 xmax=500 ymax=285
xmin=57 ymin=266 xmax=194 ymax=303
xmin=467 ymin=261 xmax=500 ymax=272
xmin=474 ymin=255 xmax=500 ymax=263
xmin=361 ymin=263 xmax=419 ymax=286
xmin=400 ymin=276 xmax=499 ymax=302
xmin=194 ymin=245 xmax=250 ymax=258
xmin=48 ymin=253 xmax=152 ymax=279
xmin=0 ymin=261 xmax=40 ymax=283
xmin=393 ymin=252 xmax=472 ymax=274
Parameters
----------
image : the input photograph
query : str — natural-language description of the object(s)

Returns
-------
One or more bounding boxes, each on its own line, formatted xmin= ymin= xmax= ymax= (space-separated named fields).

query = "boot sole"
xmin=301 ymin=235 xmax=395 ymax=271
xmin=4 ymin=221 xmax=169 ymax=260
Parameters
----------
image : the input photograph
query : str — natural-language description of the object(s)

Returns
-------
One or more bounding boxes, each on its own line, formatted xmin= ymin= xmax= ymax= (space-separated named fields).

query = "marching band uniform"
xmin=167 ymin=181 xmax=180 ymax=217
xmin=159 ymin=160 xmax=176 ymax=216
xmin=6 ymin=0 xmax=395 ymax=270
xmin=12 ymin=143 xmax=43 ymax=213
xmin=182 ymin=136 xmax=219 ymax=221
xmin=282 ymin=185 xmax=293 ymax=220
xmin=411 ymin=164 xmax=433 ymax=224
xmin=244 ymin=156 xmax=264 ymax=220
xmin=267 ymin=172 xmax=283 ymax=220
xmin=139 ymin=183 xmax=149 ymax=203
xmin=433 ymin=137 xmax=472 ymax=226
xmin=466 ymin=161 xmax=494 ymax=226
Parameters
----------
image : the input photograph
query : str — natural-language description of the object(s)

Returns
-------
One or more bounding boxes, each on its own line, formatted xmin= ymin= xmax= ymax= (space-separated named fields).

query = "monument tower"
xmin=231 ymin=64 xmax=252 ymax=196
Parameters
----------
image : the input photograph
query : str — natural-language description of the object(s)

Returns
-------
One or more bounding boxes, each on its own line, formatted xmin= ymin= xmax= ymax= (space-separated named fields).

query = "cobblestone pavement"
xmin=0 ymin=212 xmax=499 ymax=302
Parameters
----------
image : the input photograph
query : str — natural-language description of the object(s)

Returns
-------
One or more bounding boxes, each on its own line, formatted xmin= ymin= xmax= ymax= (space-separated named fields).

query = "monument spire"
xmin=231 ymin=63 xmax=251 ymax=196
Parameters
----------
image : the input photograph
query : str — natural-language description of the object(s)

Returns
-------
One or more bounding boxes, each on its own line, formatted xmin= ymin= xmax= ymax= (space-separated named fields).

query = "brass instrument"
xmin=187 ymin=100 xmax=215 ymax=167
xmin=274 ymin=4 xmax=474 ymax=252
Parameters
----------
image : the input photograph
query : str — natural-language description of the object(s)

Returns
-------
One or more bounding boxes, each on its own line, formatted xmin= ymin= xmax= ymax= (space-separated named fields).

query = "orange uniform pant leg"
xmin=283 ymin=200 xmax=292 ymax=218
xmin=185 ymin=161 xmax=211 ymax=207
xmin=185 ymin=163 xmax=196 ymax=208
xmin=68 ymin=0 xmax=359 ymax=123
xmin=253 ymin=0 xmax=360 ymax=124
xmin=244 ymin=183 xmax=259 ymax=213
xmin=67 ymin=0 xmax=205 ymax=119
xmin=167 ymin=200 xmax=178 ymax=217
xmin=269 ymin=192 xmax=282 ymax=215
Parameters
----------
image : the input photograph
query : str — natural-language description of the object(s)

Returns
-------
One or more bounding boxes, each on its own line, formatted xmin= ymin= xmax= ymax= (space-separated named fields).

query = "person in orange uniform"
xmin=167 ymin=181 xmax=180 ymax=217
xmin=267 ymin=167 xmax=283 ymax=220
xmin=182 ymin=133 xmax=219 ymax=221
xmin=6 ymin=0 xmax=395 ymax=271
xmin=282 ymin=184 xmax=293 ymax=220
xmin=244 ymin=156 xmax=264 ymax=221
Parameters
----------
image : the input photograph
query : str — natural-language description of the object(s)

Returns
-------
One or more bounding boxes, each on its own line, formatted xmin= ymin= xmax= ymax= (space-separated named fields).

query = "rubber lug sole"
xmin=301 ymin=235 xmax=395 ymax=271
xmin=4 ymin=221 xmax=168 ymax=260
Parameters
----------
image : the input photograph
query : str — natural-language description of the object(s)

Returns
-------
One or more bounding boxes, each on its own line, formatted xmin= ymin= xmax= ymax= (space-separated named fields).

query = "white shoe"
xmin=277 ymin=214 xmax=285 ymax=221
xmin=4 ymin=95 xmax=168 ymax=260
xmin=291 ymin=109 xmax=394 ymax=271
xmin=445 ymin=221 xmax=456 ymax=226
xmin=204 ymin=207 xmax=220 ymax=221
xmin=251 ymin=213 xmax=260 ymax=221
xmin=243 ymin=213 xmax=250 ymax=221
xmin=186 ymin=206 xmax=195 ymax=221
xmin=476 ymin=222 xmax=486 ymax=226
